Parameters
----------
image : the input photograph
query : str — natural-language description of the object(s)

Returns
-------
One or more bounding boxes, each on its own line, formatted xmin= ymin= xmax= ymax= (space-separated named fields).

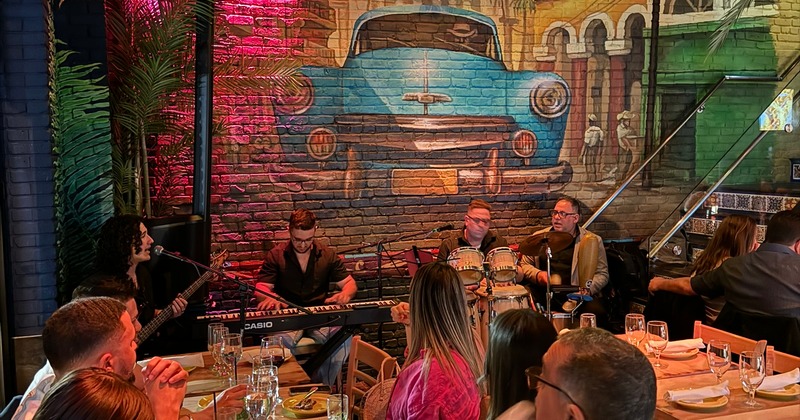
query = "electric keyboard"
xmin=196 ymin=300 xmax=397 ymax=334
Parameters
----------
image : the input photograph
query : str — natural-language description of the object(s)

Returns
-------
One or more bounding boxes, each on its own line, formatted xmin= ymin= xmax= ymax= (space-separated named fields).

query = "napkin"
xmin=758 ymin=368 xmax=800 ymax=391
xmin=665 ymin=381 xmax=730 ymax=403
xmin=137 ymin=353 xmax=205 ymax=369
xmin=663 ymin=338 xmax=705 ymax=352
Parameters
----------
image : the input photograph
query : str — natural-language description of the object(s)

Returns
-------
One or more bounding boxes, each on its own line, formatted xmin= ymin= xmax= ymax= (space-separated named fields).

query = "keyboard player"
xmin=254 ymin=208 xmax=357 ymax=387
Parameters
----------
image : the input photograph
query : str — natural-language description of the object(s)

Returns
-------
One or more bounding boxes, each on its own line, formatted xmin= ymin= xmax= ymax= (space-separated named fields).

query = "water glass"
xmin=625 ymin=313 xmax=646 ymax=347
xmin=706 ymin=340 xmax=731 ymax=383
xmin=646 ymin=320 xmax=669 ymax=369
xmin=260 ymin=336 xmax=286 ymax=368
xmin=221 ymin=333 xmax=244 ymax=379
xmin=326 ymin=394 xmax=349 ymax=420
xmin=211 ymin=325 xmax=230 ymax=376
xmin=245 ymin=380 xmax=272 ymax=420
xmin=579 ymin=313 xmax=596 ymax=328
xmin=739 ymin=350 xmax=766 ymax=408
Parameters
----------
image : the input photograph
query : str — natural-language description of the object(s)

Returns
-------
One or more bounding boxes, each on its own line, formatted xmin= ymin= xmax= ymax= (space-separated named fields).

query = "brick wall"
xmin=0 ymin=0 xmax=57 ymax=335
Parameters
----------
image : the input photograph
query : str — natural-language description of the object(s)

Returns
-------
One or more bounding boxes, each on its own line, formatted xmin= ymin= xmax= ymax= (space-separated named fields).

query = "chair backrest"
xmin=693 ymin=321 xmax=800 ymax=374
xmin=12 ymin=335 xmax=45 ymax=394
xmin=344 ymin=335 xmax=397 ymax=418
xmin=713 ymin=303 xmax=800 ymax=356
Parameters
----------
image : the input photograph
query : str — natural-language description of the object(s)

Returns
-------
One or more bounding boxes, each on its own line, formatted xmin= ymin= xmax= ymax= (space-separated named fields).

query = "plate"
xmin=675 ymin=395 xmax=728 ymax=410
xmin=661 ymin=348 xmax=699 ymax=360
xmin=756 ymin=383 xmax=800 ymax=399
xmin=282 ymin=395 xmax=328 ymax=418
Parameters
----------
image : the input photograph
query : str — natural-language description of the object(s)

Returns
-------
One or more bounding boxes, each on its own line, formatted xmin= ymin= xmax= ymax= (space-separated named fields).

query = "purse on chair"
xmin=360 ymin=358 xmax=401 ymax=420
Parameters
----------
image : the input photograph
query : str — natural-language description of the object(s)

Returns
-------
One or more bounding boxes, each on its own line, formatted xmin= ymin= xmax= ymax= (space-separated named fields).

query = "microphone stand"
xmin=544 ymin=238 xmax=553 ymax=322
xmin=156 ymin=251 xmax=312 ymax=334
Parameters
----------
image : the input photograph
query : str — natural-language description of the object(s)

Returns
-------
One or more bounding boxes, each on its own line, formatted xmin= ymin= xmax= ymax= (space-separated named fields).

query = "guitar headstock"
xmin=210 ymin=249 xmax=229 ymax=269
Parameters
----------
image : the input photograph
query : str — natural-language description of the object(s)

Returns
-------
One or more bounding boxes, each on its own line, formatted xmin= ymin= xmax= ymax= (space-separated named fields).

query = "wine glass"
xmin=211 ymin=326 xmax=230 ymax=376
xmin=260 ymin=336 xmax=286 ymax=368
xmin=739 ymin=350 xmax=766 ymax=408
xmin=221 ymin=333 xmax=244 ymax=380
xmin=580 ymin=313 xmax=596 ymax=328
xmin=207 ymin=322 xmax=224 ymax=373
xmin=646 ymin=320 xmax=669 ymax=369
xmin=706 ymin=340 xmax=731 ymax=383
xmin=326 ymin=394 xmax=349 ymax=420
xmin=625 ymin=313 xmax=646 ymax=347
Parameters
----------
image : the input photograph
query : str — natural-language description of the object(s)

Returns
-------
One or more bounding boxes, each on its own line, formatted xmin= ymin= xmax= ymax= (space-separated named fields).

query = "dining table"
xmin=179 ymin=346 xmax=335 ymax=419
xmin=615 ymin=336 xmax=800 ymax=419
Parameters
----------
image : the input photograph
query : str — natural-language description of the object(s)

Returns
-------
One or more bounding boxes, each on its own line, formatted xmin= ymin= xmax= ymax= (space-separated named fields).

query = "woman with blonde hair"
xmin=691 ymin=214 xmax=758 ymax=323
xmin=387 ymin=262 xmax=483 ymax=419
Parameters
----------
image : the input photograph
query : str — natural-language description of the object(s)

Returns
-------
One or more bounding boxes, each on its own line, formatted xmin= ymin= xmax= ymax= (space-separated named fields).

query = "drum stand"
xmin=482 ymin=262 xmax=496 ymax=329
xmin=544 ymin=238 xmax=554 ymax=321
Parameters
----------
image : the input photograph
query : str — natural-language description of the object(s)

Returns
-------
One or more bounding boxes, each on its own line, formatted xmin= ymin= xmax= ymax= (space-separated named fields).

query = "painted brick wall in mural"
xmin=205 ymin=0 xmax=799 ymax=272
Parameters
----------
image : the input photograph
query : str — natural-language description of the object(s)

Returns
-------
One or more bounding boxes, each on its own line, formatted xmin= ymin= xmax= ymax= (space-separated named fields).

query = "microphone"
xmin=152 ymin=245 xmax=193 ymax=264
xmin=431 ymin=224 xmax=454 ymax=233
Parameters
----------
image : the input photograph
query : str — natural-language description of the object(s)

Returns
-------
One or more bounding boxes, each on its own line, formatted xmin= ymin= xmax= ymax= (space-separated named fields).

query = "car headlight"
xmin=274 ymin=74 xmax=314 ymax=115
xmin=529 ymin=79 xmax=570 ymax=119
xmin=512 ymin=130 xmax=537 ymax=158
xmin=306 ymin=128 xmax=336 ymax=160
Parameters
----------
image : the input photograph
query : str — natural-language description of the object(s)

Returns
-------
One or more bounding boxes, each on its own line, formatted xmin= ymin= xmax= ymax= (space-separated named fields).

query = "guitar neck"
xmin=135 ymin=270 xmax=215 ymax=345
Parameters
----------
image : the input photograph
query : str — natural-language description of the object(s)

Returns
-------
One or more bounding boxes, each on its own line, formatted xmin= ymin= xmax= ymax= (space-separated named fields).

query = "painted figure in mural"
xmin=518 ymin=196 xmax=610 ymax=325
xmin=255 ymin=208 xmax=358 ymax=386
xmin=437 ymin=198 xmax=509 ymax=263
xmin=580 ymin=114 xmax=604 ymax=182
xmin=616 ymin=110 xmax=639 ymax=181
xmin=95 ymin=215 xmax=188 ymax=336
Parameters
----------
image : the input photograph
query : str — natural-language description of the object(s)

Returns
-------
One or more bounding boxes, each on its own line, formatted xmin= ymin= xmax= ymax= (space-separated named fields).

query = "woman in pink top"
xmin=387 ymin=262 xmax=483 ymax=420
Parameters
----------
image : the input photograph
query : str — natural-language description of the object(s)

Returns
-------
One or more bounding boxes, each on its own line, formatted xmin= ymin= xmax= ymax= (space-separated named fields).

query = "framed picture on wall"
xmin=791 ymin=159 xmax=800 ymax=182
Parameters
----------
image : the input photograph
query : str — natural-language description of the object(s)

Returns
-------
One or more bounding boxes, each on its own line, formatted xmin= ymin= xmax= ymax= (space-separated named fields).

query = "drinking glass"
xmin=207 ymin=322 xmax=224 ymax=373
xmin=579 ymin=313 xmax=596 ymax=328
xmin=245 ymin=380 xmax=272 ymax=420
xmin=326 ymin=394 xmax=349 ymax=420
xmin=211 ymin=325 xmax=230 ymax=376
xmin=739 ymin=350 xmax=766 ymax=408
xmin=625 ymin=314 xmax=646 ymax=347
xmin=260 ymin=336 xmax=286 ymax=368
xmin=221 ymin=333 xmax=244 ymax=379
xmin=706 ymin=340 xmax=731 ymax=383
xmin=646 ymin=320 xmax=669 ymax=369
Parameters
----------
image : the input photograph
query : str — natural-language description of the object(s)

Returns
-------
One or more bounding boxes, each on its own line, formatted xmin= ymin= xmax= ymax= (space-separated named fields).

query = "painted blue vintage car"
xmin=273 ymin=5 xmax=572 ymax=197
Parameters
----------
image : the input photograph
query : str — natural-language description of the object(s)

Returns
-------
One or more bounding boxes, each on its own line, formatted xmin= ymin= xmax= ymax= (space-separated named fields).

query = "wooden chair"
xmin=344 ymin=335 xmax=397 ymax=419
xmin=693 ymin=321 xmax=800 ymax=373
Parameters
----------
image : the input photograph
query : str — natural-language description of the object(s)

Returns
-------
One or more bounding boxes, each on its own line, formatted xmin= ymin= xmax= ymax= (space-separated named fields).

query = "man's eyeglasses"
xmin=525 ymin=366 xmax=583 ymax=413
xmin=290 ymin=236 xmax=314 ymax=245
xmin=466 ymin=214 xmax=491 ymax=225
xmin=550 ymin=210 xmax=578 ymax=219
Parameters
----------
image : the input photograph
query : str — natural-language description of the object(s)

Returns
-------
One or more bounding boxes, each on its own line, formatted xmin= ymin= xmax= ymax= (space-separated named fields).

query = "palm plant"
xmin=50 ymin=43 xmax=115 ymax=302
xmin=709 ymin=0 xmax=752 ymax=56
xmin=105 ymin=0 xmax=213 ymax=216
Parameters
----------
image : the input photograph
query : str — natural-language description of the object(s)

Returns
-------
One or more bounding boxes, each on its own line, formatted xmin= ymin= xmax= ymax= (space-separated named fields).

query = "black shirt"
xmin=257 ymin=241 xmax=350 ymax=307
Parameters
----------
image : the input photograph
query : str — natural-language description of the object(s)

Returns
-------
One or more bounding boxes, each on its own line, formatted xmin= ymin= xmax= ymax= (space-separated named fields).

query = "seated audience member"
xmin=649 ymin=210 xmax=800 ymax=320
xmin=533 ymin=328 xmax=656 ymax=420
xmin=387 ymin=262 xmax=484 ymax=420
xmin=13 ymin=297 xmax=187 ymax=420
xmin=485 ymin=310 xmax=557 ymax=420
xmin=73 ymin=273 xmax=142 ymax=332
xmin=32 ymin=368 xmax=154 ymax=420
xmin=672 ymin=215 xmax=758 ymax=324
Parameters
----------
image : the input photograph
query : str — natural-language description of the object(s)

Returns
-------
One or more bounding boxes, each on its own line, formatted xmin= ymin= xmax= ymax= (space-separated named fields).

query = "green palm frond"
xmin=511 ymin=0 xmax=536 ymax=12
xmin=708 ymin=0 xmax=751 ymax=57
xmin=51 ymin=44 xmax=114 ymax=303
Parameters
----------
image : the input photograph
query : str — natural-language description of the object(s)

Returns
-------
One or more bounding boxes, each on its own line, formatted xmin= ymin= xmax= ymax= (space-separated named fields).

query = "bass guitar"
xmin=135 ymin=249 xmax=228 ymax=345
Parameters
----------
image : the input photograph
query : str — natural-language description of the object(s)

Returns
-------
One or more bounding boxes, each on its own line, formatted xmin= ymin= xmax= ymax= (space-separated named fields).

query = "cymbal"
xmin=518 ymin=231 xmax=573 ymax=256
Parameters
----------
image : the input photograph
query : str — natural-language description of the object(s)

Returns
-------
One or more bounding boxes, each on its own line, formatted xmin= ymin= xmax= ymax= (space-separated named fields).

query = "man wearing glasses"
xmin=531 ymin=328 xmax=656 ymax=420
xmin=519 ymin=196 xmax=609 ymax=320
xmin=437 ymin=198 xmax=510 ymax=264
xmin=255 ymin=208 xmax=357 ymax=386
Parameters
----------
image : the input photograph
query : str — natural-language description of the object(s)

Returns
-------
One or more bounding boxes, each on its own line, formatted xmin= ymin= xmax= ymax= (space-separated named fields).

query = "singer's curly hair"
xmin=96 ymin=215 xmax=145 ymax=276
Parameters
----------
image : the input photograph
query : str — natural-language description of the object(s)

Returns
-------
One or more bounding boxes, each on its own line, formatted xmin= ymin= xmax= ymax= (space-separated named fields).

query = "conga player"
xmin=437 ymin=199 xmax=509 ymax=261
xmin=518 ymin=196 xmax=609 ymax=324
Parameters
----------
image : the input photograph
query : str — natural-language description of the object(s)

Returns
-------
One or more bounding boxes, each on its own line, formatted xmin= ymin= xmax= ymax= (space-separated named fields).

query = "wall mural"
xmin=273 ymin=5 xmax=573 ymax=199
